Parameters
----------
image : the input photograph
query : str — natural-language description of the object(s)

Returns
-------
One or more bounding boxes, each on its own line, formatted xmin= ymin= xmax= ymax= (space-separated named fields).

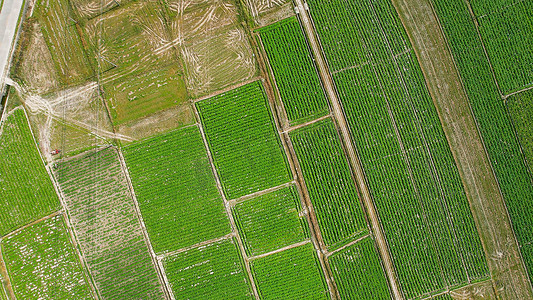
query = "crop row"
xmin=123 ymin=126 xmax=230 ymax=253
xmin=507 ymin=90 xmax=533 ymax=173
xmin=54 ymin=147 xmax=165 ymax=299
xmin=196 ymin=81 xmax=292 ymax=200
xmin=0 ymin=109 xmax=60 ymax=236
xmin=289 ymin=118 xmax=368 ymax=250
xmin=258 ymin=16 xmax=329 ymax=125
xmin=431 ymin=0 xmax=533 ymax=280
xmin=1 ymin=215 xmax=93 ymax=299
xmin=307 ymin=0 xmax=488 ymax=297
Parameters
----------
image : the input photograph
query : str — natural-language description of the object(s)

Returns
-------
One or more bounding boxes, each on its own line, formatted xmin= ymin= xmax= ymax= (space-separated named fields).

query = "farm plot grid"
xmin=328 ymin=236 xmax=391 ymax=299
xmin=1 ymin=215 xmax=93 ymax=299
xmin=232 ymin=185 xmax=309 ymax=257
xmin=162 ymin=238 xmax=254 ymax=299
xmin=195 ymin=81 xmax=292 ymax=200
xmin=250 ymin=243 xmax=329 ymax=300
xmin=0 ymin=109 xmax=60 ymax=236
xmin=431 ymin=0 xmax=533 ymax=282
xmin=54 ymin=147 xmax=165 ymax=299
xmin=289 ymin=118 xmax=368 ymax=251
xmin=306 ymin=0 xmax=488 ymax=297
xmin=123 ymin=126 xmax=230 ymax=254
xmin=257 ymin=16 xmax=329 ymax=126
xmin=470 ymin=0 xmax=533 ymax=94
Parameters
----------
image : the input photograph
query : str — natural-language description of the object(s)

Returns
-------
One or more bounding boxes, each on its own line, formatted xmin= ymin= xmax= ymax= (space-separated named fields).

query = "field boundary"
xmin=228 ymin=181 xmax=295 ymax=205
xmin=281 ymin=114 xmax=331 ymax=134
xmin=248 ymin=240 xmax=311 ymax=261
xmin=1 ymin=210 xmax=62 ymax=240
xmin=157 ymin=233 xmax=235 ymax=260
xmin=326 ymin=234 xmax=371 ymax=257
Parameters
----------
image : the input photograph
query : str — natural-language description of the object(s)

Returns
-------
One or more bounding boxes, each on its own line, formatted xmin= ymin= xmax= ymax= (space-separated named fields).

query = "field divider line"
xmin=156 ymin=233 xmax=236 ymax=260
xmin=503 ymin=85 xmax=533 ymax=100
xmin=228 ymin=181 xmax=296 ymax=206
xmin=191 ymin=104 xmax=261 ymax=300
xmin=116 ymin=148 xmax=173 ymax=300
xmin=325 ymin=234 xmax=371 ymax=258
xmin=190 ymin=77 xmax=262 ymax=104
xmin=252 ymin=19 xmax=340 ymax=299
xmin=281 ymin=114 xmax=331 ymax=134
xmin=1 ymin=210 xmax=63 ymax=240
xmin=294 ymin=0 xmax=403 ymax=298
xmin=249 ymin=240 xmax=311 ymax=261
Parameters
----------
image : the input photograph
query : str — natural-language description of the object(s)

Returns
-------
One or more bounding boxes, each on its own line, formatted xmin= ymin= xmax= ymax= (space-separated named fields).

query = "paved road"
xmin=0 ymin=0 xmax=24 ymax=92
xmin=293 ymin=0 xmax=404 ymax=298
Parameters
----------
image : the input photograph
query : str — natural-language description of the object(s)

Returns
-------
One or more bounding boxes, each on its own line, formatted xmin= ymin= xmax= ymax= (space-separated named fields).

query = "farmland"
xmin=250 ymin=243 xmax=329 ymax=299
xmin=162 ymin=238 xmax=253 ymax=299
xmin=329 ymin=236 xmax=391 ymax=299
xmin=123 ymin=126 xmax=230 ymax=253
xmin=507 ymin=90 xmax=533 ymax=173
xmin=54 ymin=147 xmax=164 ymax=299
xmin=431 ymin=0 xmax=533 ymax=281
xmin=472 ymin=1 xmax=533 ymax=94
xmin=0 ymin=109 xmax=60 ymax=236
xmin=307 ymin=0 xmax=488 ymax=297
xmin=232 ymin=185 xmax=309 ymax=257
xmin=1 ymin=215 xmax=93 ymax=299
xmin=196 ymin=81 xmax=291 ymax=200
xmin=258 ymin=17 xmax=329 ymax=125
xmin=289 ymin=118 xmax=368 ymax=250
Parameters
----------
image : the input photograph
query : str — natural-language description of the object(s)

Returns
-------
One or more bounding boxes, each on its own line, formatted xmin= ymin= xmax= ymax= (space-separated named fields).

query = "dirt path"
xmin=392 ymin=0 xmax=533 ymax=298
xmin=293 ymin=1 xmax=403 ymax=298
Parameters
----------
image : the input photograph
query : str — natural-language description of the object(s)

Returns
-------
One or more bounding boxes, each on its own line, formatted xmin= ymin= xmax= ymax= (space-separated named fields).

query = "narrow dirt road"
xmin=293 ymin=1 xmax=403 ymax=299
xmin=392 ymin=0 xmax=533 ymax=298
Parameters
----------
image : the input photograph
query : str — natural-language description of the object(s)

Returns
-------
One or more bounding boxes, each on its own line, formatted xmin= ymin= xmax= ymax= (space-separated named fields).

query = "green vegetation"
xmin=507 ymin=90 xmax=533 ymax=173
xmin=431 ymin=0 xmax=533 ymax=282
xmin=258 ymin=17 xmax=329 ymax=125
xmin=329 ymin=237 xmax=391 ymax=299
xmin=474 ymin=1 xmax=533 ymax=94
xmin=54 ymin=147 xmax=164 ymax=299
xmin=1 ymin=215 xmax=93 ymax=299
xmin=163 ymin=238 xmax=253 ymax=299
xmin=307 ymin=0 xmax=488 ymax=297
xmin=0 ymin=109 xmax=60 ymax=236
xmin=250 ymin=243 xmax=329 ymax=299
xmin=123 ymin=126 xmax=230 ymax=253
xmin=289 ymin=119 xmax=367 ymax=250
xmin=34 ymin=0 xmax=94 ymax=86
xmin=196 ymin=81 xmax=291 ymax=199
xmin=232 ymin=185 xmax=309 ymax=257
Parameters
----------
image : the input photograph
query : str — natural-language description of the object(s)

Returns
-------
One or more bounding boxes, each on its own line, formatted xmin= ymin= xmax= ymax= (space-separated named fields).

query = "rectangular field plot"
xmin=329 ymin=237 xmax=391 ymax=299
xmin=34 ymin=0 xmax=94 ymax=86
xmin=232 ymin=185 xmax=309 ymax=257
xmin=258 ymin=17 xmax=329 ymax=125
xmin=123 ymin=126 xmax=230 ymax=253
xmin=54 ymin=147 xmax=164 ymax=299
xmin=289 ymin=118 xmax=368 ymax=250
xmin=431 ymin=0 xmax=533 ymax=282
xmin=196 ymin=81 xmax=291 ymax=199
xmin=475 ymin=1 xmax=533 ymax=94
xmin=163 ymin=238 xmax=253 ymax=299
xmin=250 ymin=243 xmax=329 ymax=299
xmin=1 ymin=215 xmax=93 ymax=299
xmin=0 ymin=109 xmax=60 ymax=236
xmin=307 ymin=0 xmax=489 ymax=297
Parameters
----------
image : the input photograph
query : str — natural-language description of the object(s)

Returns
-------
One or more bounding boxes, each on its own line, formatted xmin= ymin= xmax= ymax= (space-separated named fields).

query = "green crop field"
xmin=258 ymin=17 xmax=329 ymax=125
xmin=163 ymin=238 xmax=253 ymax=299
xmin=507 ymin=90 xmax=533 ymax=173
xmin=123 ymin=126 xmax=230 ymax=253
xmin=250 ymin=243 xmax=329 ymax=299
xmin=232 ymin=185 xmax=309 ymax=257
xmin=329 ymin=236 xmax=391 ymax=299
xmin=289 ymin=118 xmax=367 ymax=250
xmin=472 ymin=1 xmax=533 ymax=94
xmin=196 ymin=81 xmax=291 ymax=199
xmin=34 ymin=0 xmax=94 ymax=86
xmin=307 ymin=0 xmax=488 ymax=297
xmin=1 ymin=215 xmax=93 ymax=299
xmin=54 ymin=147 xmax=164 ymax=299
xmin=0 ymin=109 xmax=60 ymax=236
xmin=431 ymin=0 xmax=533 ymax=281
